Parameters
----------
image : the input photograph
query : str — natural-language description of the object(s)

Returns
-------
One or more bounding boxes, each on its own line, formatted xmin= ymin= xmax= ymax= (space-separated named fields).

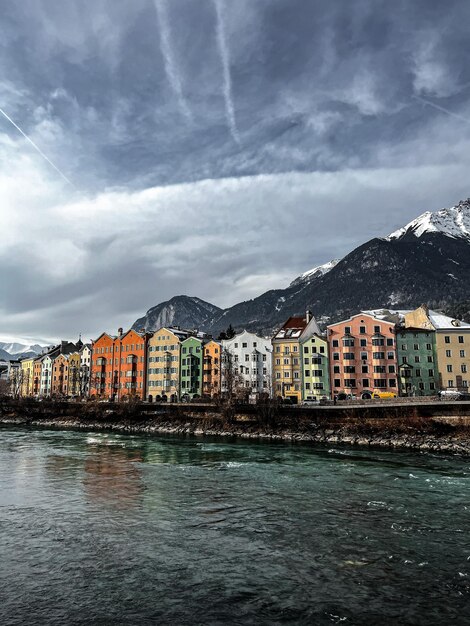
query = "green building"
xmin=180 ymin=337 xmax=203 ymax=399
xmin=301 ymin=334 xmax=330 ymax=399
xmin=397 ymin=327 xmax=438 ymax=396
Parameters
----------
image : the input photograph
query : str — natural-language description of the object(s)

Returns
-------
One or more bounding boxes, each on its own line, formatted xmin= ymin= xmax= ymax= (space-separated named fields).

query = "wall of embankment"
xmin=2 ymin=399 xmax=470 ymax=457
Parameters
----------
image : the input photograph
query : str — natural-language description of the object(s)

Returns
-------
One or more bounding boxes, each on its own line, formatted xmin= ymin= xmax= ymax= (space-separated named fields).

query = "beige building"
xmin=404 ymin=305 xmax=470 ymax=391
xmin=272 ymin=312 xmax=321 ymax=403
xmin=146 ymin=327 xmax=192 ymax=401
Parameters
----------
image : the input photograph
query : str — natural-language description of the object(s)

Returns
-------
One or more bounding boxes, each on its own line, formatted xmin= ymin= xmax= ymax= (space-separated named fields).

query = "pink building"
xmin=327 ymin=312 xmax=398 ymax=397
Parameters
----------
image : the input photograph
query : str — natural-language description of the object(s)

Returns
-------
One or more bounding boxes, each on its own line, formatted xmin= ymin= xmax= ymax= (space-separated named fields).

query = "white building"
xmin=222 ymin=330 xmax=273 ymax=399
xmin=39 ymin=355 xmax=53 ymax=397
xmin=79 ymin=344 xmax=92 ymax=397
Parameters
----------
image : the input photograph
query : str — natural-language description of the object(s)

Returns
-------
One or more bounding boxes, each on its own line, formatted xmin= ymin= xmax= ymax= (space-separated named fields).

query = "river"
xmin=0 ymin=428 xmax=469 ymax=625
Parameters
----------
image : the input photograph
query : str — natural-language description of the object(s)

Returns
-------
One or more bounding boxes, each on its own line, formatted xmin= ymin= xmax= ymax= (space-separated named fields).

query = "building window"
xmin=362 ymin=379 xmax=369 ymax=387
xmin=426 ymin=343 xmax=432 ymax=350
xmin=334 ymin=379 xmax=341 ymax=387
xmin=448 ymin=380 xmax=454 ymax=388
xmin=360 ymin=339 xmax=367 ymax=347
xmin=447 ymin=364 xmax=453 ymax=373
xmin=332 ymin=340 xmax=339 ymax=348
xmin=462 ymin=364 xmax=467 ymax=374
xmin=458 ymin=336 xmax=464 ymax=344
xmin=428 ymin=369 xmax=434 ymax=377
xmin=445 ymin=350 xmax=452 ymax=358
xmin=445 ymin=336 xmax=450 ymax=344
xmin=345 ymin=326 xmax=351 ymax=334
xmin=374 ymin=326 xmax=380 ymax=333
xmin=460 ymin=350 xmax=466 ymax=358
xmin=360 ymin=326 xmax=366 ymax=334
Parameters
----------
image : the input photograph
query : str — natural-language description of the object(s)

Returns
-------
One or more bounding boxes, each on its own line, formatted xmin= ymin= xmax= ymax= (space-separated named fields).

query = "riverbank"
xmin=2 ymin=409 xmax=470 ymax=455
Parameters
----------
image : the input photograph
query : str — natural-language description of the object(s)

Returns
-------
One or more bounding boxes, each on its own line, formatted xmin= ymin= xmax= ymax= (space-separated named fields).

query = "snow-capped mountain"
xmin=132 ymin=197 xmax=470 ymax=335
xmin=290 ymin=259 xmax=340 ymax=286
xmin=0 ymin=342 xmax=46 ymax=356
xmin=387 ymin=198 xmax=470 ymax=241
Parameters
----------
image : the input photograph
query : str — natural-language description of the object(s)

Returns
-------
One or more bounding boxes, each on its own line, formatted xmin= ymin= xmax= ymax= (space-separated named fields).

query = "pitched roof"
xmin=428 ymin=310 xmax=470 ymax=330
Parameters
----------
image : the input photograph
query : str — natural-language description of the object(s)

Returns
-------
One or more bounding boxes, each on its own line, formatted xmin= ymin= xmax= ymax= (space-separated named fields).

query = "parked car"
xmin=301 ymin=396 xmax=320 ymax=406
xmin=372 ymin=390 xmax=397 ymax=399
xmin=439 ymin=390 xmax=470 ymax=401
xmin=336 ymin=392 xmax=356 ymax=401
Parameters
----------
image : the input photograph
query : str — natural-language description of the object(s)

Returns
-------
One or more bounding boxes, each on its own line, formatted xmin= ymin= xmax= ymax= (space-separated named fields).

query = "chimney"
xmin=118 ymin=327 xmax=123 ymax=337
xmin=306 ymin=310 xmax=312 ymax=323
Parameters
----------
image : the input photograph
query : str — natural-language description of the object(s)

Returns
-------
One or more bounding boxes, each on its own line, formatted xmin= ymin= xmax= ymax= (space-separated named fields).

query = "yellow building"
xmin=67 ymin=352 xmax=81 ymax=397
xmin=272 ymin=312 xmax=321 ymax=403
xmin=20 ymin=357 xmax=35 ymax=397
xmin=404 ymin=305 xmax=470 ymax=391
xmin=146 ymin=327 xmax=192 ymax=402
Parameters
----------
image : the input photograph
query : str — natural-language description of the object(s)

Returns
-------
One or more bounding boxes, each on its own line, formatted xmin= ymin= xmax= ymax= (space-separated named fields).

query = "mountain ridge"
xmin=132 ymin=198 xmax=470 ymax=335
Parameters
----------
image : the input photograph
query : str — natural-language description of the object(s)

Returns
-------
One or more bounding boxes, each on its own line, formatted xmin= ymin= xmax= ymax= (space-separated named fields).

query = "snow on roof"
xmin=428 ymin=310 xmax=470 ymax=330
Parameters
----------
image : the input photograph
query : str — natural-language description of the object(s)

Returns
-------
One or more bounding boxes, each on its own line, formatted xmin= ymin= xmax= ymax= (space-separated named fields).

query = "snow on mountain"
xmin=386 ymin=198 xmax=470 ymax=241
xmin=0 ymin=341 xmax=47 ymax=356
xmin=290 ymin=259 xmax=340 ymax=286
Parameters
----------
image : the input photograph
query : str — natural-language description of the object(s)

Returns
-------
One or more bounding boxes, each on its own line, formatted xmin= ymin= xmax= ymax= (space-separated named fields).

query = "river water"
xmin=0 ymin=428 xmax=469 ymax=625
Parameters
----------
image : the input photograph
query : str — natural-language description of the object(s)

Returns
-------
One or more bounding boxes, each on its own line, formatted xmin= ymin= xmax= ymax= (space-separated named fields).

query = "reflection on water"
xmin=84 ymin=443 xmax=144 ymax=510
xmin=0 ymin=428 xmax=470 ymax=625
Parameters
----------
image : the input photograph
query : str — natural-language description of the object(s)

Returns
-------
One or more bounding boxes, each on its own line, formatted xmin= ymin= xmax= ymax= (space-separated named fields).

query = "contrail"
xmin=213 ymin=0 xmax=240 ymax=144
xmin=0 ymin=106 xmax=75 ymax=187
xmin=154 ymin=0 xmax=192 ymax=122
xmin=413 ymin=95 xmax=470 ymax=126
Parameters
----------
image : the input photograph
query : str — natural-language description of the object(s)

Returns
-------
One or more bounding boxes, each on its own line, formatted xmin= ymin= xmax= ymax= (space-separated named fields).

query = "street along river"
xmin=0 ymin=428 xmax=469 ymax=624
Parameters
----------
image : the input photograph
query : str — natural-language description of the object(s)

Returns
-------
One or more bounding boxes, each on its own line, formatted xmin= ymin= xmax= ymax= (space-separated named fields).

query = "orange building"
xmin=203 ymin=340 xmax=221 ymax=397
xmin=33 ymin=358 xmax=42 ymax=396
xmin=90 ymin=328 xmax=149 ymax=401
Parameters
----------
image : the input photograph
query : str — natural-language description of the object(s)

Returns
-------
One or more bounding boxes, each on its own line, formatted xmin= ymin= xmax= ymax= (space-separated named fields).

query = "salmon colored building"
xmin=51 ymin=354 xmax=69 ymax=397
xmin=203 ymin=340 xmax=221 ymax=397
xmin=90 ymin=328 xmax=149 ymax=401
xmin=327 ymin=312 xmax=398 ymax=397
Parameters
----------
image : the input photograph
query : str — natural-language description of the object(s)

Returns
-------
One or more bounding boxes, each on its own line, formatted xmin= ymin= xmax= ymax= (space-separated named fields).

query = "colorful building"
xmin=203 ymin=340 xmax=222 ymax=397
xmin=90 ymin=328 xmax=149 ymax=400
xmin=327 ymin=312 xmax=398 ymax=398
xmin=404 ymin=305 xmax=470 ymax=392
xmin=221 ymin=330 xmax=273 ymax=400
xmin=79 ymin=344 xmax=92 ymax=397
xmin=67 ymin=352 xmax=81 ymax=397
xmin=180 ymin=336 xmax=204 ymax=399
xmin=19 ymin=357 xmax=35 ymax=397
xmin=301 ymin=334 xmax=330 ymax=399
xmin=39 ymin=354 xmax=54 ymax=397
xmin=51 ymin=354 xmax=69 ymax=396
xmin=272 ymin=313 xmax=320 ymax=403
xmin=397 ymin=327 xmax=438 ymax=396
xmin=33 ymin=357 xmax=42 ymax=396
xmin=146 ymin=327 xmax=193 ymax=402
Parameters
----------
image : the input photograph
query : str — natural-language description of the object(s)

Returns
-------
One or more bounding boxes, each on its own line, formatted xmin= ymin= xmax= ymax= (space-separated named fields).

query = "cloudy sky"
xmin=1 ymin=0 xmax=470 ymax=343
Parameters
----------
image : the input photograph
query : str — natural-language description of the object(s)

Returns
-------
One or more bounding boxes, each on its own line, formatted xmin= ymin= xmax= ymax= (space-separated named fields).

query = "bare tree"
xmin=10 ymin=369 xmax=23 ymax=400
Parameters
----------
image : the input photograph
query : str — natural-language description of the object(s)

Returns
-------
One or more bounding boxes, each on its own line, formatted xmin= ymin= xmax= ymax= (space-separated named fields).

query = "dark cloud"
xmin=0 ymin=0 xmax=469 ymax=341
